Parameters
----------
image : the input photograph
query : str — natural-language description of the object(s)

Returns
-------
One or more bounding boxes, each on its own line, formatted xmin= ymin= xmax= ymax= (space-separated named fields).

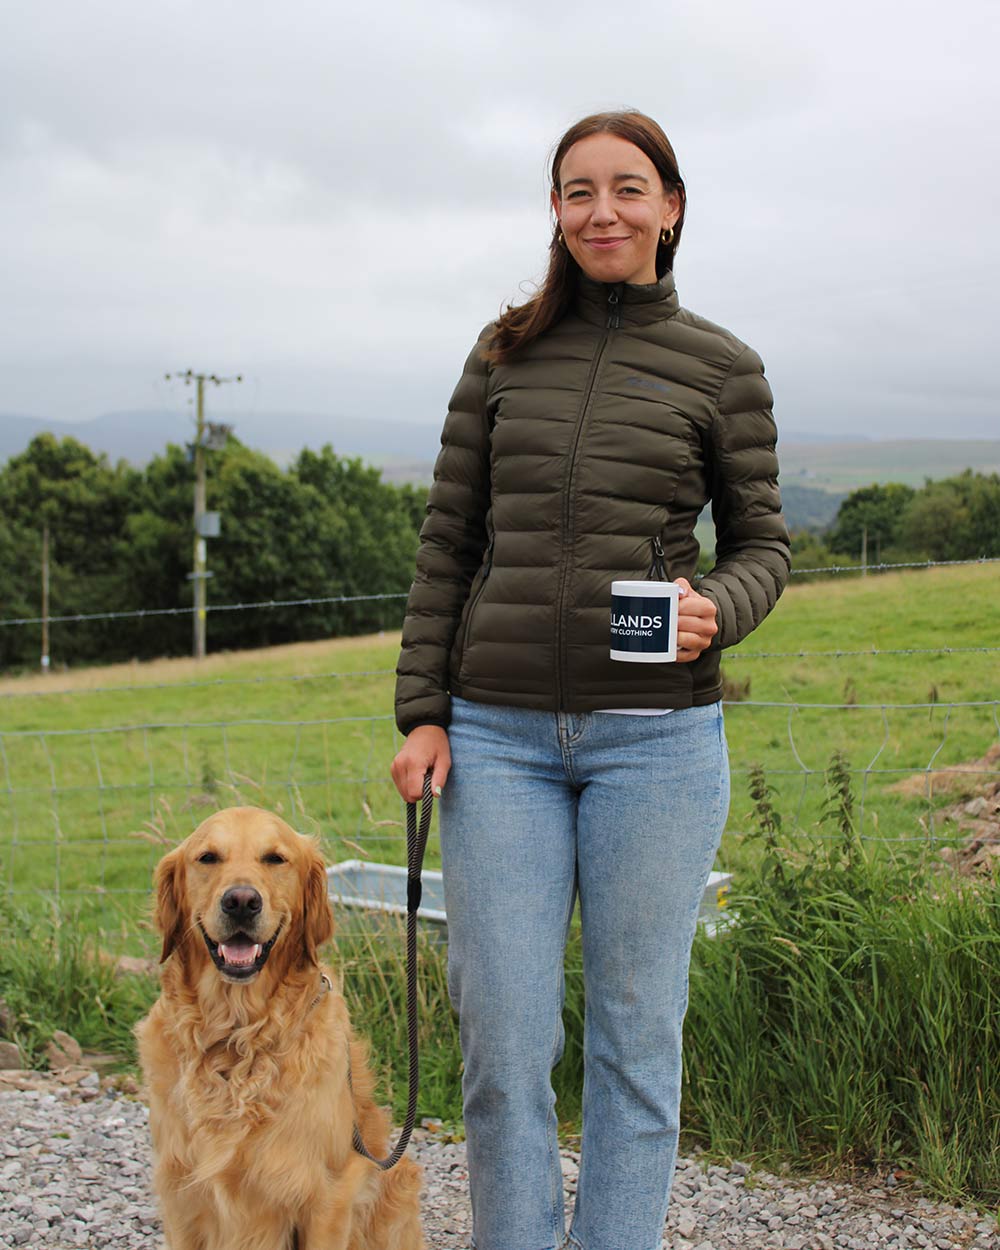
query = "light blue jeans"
xmin=440 ymin=698 xmax=730 ymax=1250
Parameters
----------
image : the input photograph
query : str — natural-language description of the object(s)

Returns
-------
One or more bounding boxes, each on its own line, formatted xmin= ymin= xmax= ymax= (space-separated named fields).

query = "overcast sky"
xmin=2 ymin=0 xmax=997 ymax=441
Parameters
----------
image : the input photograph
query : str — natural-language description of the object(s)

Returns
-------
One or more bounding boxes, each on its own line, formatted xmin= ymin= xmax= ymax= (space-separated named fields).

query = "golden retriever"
xmin=136 ymin=806 xmax=423 ymax=1250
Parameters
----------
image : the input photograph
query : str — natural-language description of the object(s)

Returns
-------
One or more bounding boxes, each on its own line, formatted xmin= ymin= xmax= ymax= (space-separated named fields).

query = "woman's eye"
xmin=263 ymin=852 xmax=286 ymax=865
xmin=196 ymin=851 xmax=219 ymax=864
xmin=619 ymin=186 xmax=643 ymax=196
xmin=566 ymin=189 xmax=591 ymax=200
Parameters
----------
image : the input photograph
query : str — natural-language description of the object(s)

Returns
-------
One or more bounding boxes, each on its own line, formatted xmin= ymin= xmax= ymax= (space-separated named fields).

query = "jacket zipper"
xmin=649 ymin=534 xmax=668 ymax=581
xmin=554 ymin=284 xmax=622 ymax=710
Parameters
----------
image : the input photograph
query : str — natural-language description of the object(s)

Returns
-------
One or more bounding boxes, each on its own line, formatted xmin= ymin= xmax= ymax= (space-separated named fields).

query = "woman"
xmin=392 ymin=110 xmax=790 ymax=1250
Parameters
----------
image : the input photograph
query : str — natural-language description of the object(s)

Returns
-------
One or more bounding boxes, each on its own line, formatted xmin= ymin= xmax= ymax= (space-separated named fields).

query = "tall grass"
xmin=0 ymin=901 xmax=159 ymax=1066
xmin=683 ymin=758 xmax=1000 ymax=1206
xmin=2 ymin=812 xmax=997 ymax=1207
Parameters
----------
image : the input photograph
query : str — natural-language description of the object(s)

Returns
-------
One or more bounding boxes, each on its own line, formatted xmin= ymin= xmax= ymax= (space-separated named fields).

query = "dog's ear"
xmin=303 ymin=845 xmax=334 ymax=965
xmin=154 ymin=847 xmax=188 ymax=963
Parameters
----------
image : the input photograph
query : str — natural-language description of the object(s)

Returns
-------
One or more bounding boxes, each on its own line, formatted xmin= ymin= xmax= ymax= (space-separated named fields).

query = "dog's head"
xmin=154 ymin=807 xmax=334 ymax=983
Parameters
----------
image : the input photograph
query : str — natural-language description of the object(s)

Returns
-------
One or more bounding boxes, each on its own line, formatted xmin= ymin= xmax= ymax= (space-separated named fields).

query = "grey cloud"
xmin=1 ymin=0 xmax=997 ymax=436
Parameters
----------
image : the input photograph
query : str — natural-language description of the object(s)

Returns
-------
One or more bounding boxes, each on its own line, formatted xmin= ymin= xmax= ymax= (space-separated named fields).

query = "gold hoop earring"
xmin=660 ymin=226 xmax=674 ymax=246
xmin=556 ymin=230 xmax=566 ymax=248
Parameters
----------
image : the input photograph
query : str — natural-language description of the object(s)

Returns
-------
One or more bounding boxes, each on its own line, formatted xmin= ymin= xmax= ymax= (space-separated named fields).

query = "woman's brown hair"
xmin=483 ymin=110 xmax=687 ymax=365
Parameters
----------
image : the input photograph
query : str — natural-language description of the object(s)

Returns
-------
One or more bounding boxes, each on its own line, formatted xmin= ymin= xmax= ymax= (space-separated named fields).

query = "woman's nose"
xmin=590 ymin=191 xmax=618 ymax=225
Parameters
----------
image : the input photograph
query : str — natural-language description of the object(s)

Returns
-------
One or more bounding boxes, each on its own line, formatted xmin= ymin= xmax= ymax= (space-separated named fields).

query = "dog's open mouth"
xmin=200 ymin=924 xmax=282 ymax=980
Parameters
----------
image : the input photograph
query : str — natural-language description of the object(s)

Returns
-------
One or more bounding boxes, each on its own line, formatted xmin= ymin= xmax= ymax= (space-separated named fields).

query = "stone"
xmin=45 ymin=1031 xmax=83 ymax=1071
xmin=0 ymin=1092 xmax=991 ymax=1250
xmin=676 ymin=1212 xmax=698 ymax=1238
xmin=0 ymin=1041 xmax=23 ymax=1070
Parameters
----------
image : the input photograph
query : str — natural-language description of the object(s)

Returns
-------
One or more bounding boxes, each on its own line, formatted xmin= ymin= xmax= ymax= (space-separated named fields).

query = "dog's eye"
xmin=196 ymin=851 xmax=219 ymax=864
xmin=262 ymin=852 xmax=286 ymax=865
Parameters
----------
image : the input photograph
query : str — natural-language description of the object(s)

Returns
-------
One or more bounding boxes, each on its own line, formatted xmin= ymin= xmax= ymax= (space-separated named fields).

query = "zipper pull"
xmin=648 ymin=535 xmax=667 ymax=581
xmin=606 ymin=287 xmax=621 ymax=329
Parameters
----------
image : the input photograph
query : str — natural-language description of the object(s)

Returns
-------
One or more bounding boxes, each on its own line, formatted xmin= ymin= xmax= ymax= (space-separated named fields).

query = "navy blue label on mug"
xmin=610 ymin=594 xmax=673 ymax=655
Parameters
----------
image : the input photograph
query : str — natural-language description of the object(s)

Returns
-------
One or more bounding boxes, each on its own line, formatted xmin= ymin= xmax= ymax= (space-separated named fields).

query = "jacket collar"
xmin=573 ymin=270 xmax=680 ymax=328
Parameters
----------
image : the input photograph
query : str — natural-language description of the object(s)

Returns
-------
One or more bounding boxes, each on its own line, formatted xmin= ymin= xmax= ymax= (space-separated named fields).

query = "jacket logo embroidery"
xmin=625 ymin=375 xmax=671 ymax=395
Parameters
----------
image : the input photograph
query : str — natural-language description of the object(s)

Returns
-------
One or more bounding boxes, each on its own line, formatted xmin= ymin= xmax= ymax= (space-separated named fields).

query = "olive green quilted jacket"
xmin=395 ymin=272 xmax=790 ymax=735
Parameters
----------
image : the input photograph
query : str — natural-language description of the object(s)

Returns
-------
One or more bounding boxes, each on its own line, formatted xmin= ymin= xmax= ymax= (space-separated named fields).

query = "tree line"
xmin=3 ymin=433 xmax=998 ymax=671
xmin=786 ymin=470 xmax=1000 ymax=575
xmin=0 ymin=434 xmax=427 ymax=670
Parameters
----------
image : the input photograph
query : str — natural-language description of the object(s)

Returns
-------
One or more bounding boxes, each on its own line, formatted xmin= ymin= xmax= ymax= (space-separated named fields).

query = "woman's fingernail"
xmin=433 ymin=785 xmax=443 ymax=797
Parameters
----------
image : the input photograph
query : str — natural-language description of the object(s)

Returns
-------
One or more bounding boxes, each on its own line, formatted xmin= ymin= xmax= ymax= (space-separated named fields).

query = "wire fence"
xmin=2 ymin=555 xmax=998 ymax=632
xmin=1 ymin=559 xmax=997 ymax=951
xmin=1 ymin=690 xmax=997 ymax=949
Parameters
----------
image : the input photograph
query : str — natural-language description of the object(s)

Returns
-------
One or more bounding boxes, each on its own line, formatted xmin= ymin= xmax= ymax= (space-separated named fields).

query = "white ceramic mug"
xmin=610 ymin=580 xmax=680 ymax=663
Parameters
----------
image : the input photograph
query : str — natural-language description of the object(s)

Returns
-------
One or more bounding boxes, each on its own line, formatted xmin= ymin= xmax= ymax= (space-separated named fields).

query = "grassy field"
xmin=0 ymin=562 xmax=997 ymax=948
xmin=1 ymin=564 xmax=998 ymax=1203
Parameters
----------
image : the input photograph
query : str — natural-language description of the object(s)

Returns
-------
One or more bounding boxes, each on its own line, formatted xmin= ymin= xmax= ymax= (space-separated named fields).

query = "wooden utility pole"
xmin=192 ymin=374 xmax=208 ymax=659
xmin=165 ymin=370 xmax=241 ymax=659
xmin=41 ymin=521 xmax=50 ymax=673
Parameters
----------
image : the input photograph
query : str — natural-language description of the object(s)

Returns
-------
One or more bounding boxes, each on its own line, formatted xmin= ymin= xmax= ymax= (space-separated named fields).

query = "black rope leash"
xmin=349 ymin=770 xmax=433 ymax=1170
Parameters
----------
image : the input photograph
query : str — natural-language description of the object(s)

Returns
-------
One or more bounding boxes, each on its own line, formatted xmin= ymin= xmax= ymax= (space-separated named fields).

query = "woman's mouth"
xmin=584 ymin=237 xmax=630 ymax=250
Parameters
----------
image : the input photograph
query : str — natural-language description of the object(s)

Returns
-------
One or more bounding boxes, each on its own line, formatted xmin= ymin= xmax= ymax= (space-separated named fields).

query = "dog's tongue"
xmin=219 ymin=938 xmax=261 ymax=967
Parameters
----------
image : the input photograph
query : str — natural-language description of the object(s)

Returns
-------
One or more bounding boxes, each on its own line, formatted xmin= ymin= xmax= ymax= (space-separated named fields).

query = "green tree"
xmin=118 ymin=443 xmax=198 ymax=659
xmin=0 ymin=435 xmax=141 ymax=666
xmin=1 ymin=434 xmax=426 ymax=667
xmin=206 ymin=443 xmax=346 ymax=650
xmin=899 ymin=470 xmax=1000 ymax=561
xmin=291 ymin=445 xmax=421 ymax=636
xmin=0 ymin=517 xmax=42 ymax=668
xmin=825 ymin=482 xmax=915 ymax=561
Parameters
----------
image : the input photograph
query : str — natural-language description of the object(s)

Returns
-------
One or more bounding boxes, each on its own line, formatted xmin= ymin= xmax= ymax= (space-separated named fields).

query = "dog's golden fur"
xmin=136 ymin=806 xmax=423 ymax=1250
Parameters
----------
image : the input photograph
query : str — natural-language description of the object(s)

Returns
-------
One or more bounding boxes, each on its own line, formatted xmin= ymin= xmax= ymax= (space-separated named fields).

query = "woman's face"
xmin=552 ymin=133 xmax=681 ymax=286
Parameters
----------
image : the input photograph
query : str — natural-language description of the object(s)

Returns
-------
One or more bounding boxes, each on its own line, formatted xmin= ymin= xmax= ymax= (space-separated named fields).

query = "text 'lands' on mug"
xmin=610 ymin=579 xmax=680 ymax=663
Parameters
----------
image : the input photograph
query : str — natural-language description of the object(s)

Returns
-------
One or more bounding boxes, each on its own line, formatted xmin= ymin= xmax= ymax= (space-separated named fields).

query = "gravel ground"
xmin=0 ymin=1080 xmax=995 ymax=1250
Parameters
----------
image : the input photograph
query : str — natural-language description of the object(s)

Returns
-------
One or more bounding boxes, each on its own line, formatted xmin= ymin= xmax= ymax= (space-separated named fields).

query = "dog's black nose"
xmin=221 ymin=886 xmax=263 ymax=918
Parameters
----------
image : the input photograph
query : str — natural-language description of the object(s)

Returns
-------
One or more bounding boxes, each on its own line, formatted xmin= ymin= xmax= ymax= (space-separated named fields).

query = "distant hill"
xmin=777 ymin=439 xmax=1000 ymax=493
xmin=0 ymin=409 xmax=444 ymax=468
xmin=3 ymin=411 xmax=997 ymax=513
xmin=778 ymin=484 xmax=845 ymax=532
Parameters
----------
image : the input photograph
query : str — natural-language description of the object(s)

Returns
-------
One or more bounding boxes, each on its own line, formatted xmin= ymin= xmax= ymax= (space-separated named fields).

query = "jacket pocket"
xmin=457 ymin=535 xmax=495 ymax=680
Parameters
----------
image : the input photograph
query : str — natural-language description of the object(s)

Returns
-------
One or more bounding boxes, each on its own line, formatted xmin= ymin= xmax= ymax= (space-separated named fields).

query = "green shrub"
xmin=682 ymin=755 xmax=1000 ymax=1205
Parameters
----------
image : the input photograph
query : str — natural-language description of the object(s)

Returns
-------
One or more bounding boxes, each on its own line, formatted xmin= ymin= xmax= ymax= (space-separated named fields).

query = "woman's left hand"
xmin=674 ymin=577 xmax=718 ymax=662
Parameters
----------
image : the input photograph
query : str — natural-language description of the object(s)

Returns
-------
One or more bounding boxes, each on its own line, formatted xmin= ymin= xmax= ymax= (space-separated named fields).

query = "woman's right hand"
xmin=391 ymin=725 xmax=452 ymax=803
